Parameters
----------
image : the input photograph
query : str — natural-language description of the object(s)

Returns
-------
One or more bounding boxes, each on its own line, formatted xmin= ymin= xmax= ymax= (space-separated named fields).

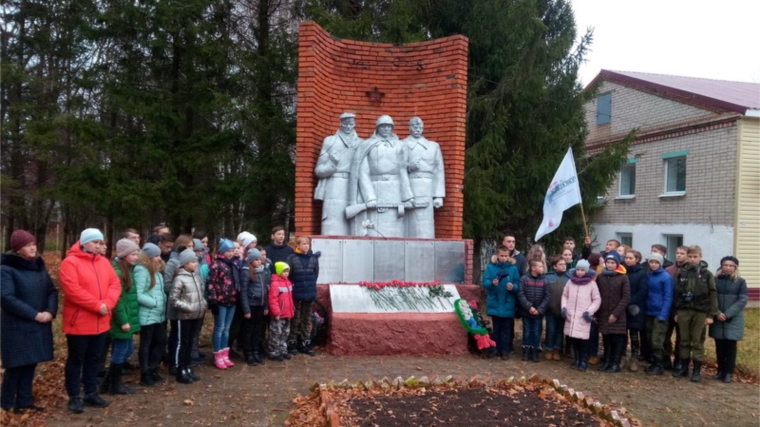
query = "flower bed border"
xmin=305 ymin=374 xmax=639 ymax=427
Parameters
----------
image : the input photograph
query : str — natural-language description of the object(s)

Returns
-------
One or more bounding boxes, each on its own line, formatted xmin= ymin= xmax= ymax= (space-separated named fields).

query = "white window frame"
xmin=617 ymin=161 xmax=636 ymax=199
xmin=660 ymin=152 xmax=687 ymax=197
xmin=664 ymin=235 xmax=683 ymax=261
xmin=617 ymin=232 xmax=633 ymax=248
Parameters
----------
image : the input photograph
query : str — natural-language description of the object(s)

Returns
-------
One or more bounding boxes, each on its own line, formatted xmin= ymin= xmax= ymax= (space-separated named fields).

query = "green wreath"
xmin=454 ymin=298 xmax=488 ymax=335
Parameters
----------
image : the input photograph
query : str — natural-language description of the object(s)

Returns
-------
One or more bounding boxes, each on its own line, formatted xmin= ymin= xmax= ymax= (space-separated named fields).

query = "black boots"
xmin=597 ymin=342 xmax=612 ymax=371
xmin=522 ymin=346 xmax=530 ymax=361
xmin=299 ymin=339 xmax=316 ymax=357
xmin=287 ymin=340 xmax=299 ymax=355
xmin=578 ymin=354 xmax=589 ymax=372
xmin=690 ymin=360 xmax=702 ymax=382
xmin=662 ymin=355 xmax=673 ymax=370
xmin=175 ymin=366 xmax=193 ymax=384
xmin=530 ymin=347 xmax=539 ymax=363
xmin=83 ymin=392 xmax=110 ymax=408
xmin=672 ymin=357 xmax=689 ymax=378
xmin=186 ymin=366 xmax=200 ymax=382
xmin=254 ymin=352 xmax=265 ymax=365
xmin=140 ymin=370 xmax=156 ymax=387
xmin=150 ymin=368 xmax=165 ymax=383
xmin=108 ymin=364 xmax=135 ymax=395
xmin=646 ymin=357 xmax=664 ymax=376
xmin=570 ymin=350 xmax=581 ymax=370
xmin=68 ymin=397 xmax=84 ymax=414
xmin=605 ymin=336 xmax=625 ymax=373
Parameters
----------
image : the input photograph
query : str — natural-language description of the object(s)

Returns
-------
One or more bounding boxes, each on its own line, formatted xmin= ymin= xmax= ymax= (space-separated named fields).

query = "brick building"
xmin=584 ymin=70 xmax=760 ymax=299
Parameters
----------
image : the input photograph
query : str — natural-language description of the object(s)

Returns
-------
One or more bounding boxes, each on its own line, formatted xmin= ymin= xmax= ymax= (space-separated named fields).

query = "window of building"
xmin=618 ymin=160 xmax=636 ymax=197
xmin=617 ymin=233 xmax=633 ymax=248
xmin=664 ymin=235 xmax=683 ymax=261
xmin=661 ymin=151 xmax=688 ymax=196
xmin=596 ymin=93 xmax=611 ymax=125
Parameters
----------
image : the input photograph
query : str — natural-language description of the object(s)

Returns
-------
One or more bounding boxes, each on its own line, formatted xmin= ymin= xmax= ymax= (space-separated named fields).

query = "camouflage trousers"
xmin=268 ymin=318 xmax=291 ymax=357
xmin=289 ymin=300 xmax=314 ymax=343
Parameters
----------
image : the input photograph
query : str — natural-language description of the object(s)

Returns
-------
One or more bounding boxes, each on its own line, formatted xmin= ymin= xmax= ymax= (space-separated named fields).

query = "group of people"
xmin=482 ymin=235 xmax=748 ymax=383
xmin=0 ymin=226 xmax=749 ymax=416
xmin=0 ymin=225 xmax=320 ymax=415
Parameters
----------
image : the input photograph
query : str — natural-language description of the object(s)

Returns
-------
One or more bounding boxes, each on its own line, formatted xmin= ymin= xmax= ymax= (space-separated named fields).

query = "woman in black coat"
xmin=624 ymin=250 xmax=648 ymax=371
xmin=0 ymin=230 xmax=58 ymax=413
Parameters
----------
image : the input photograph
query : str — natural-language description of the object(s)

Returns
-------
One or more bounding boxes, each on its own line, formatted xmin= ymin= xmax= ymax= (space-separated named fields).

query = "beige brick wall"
xmin=594 ymin=125 xmax=738 ymax=226
xmin=585 ymin=82 xmax=715 ymax=142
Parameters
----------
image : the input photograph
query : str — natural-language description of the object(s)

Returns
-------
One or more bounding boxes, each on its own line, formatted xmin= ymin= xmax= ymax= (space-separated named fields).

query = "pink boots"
xmin=222 ymin=348 xmax=235 ymax=367
xmin=214 ymin=348 xmax=235 ymax=369
xmin=214 ymin=350 xmax=227 ymax=370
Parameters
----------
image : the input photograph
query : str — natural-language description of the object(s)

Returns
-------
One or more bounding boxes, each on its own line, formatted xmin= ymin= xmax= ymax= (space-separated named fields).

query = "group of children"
xmin=104 ymin=226 xmax=321 ymax=390
xmin=482 ymin=238 xmax=748 ymax=384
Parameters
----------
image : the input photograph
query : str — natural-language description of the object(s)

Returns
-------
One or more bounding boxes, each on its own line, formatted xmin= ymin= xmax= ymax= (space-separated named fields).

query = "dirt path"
xmin=40 ymin=353 xmax=758 ymax=427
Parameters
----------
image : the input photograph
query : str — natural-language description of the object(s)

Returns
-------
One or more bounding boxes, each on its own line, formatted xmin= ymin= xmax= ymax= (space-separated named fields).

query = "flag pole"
xmin=579 ymin=202 xmax=589 ymax=239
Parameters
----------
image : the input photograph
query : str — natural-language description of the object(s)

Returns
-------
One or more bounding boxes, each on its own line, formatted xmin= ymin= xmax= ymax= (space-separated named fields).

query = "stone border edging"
xmin=312 ymin=373 xmax=638 ymax=427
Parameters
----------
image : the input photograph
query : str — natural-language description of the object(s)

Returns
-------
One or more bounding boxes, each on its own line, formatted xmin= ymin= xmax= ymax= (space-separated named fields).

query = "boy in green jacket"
xmin=673 ymin=245 xmax=718 ymax=382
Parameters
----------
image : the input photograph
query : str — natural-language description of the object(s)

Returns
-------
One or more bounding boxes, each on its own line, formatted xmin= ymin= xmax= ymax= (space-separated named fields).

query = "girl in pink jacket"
xmin=267 ymin=262 xmax=294 ymax=361
xmin=562 ymin=260 xmax=601 ymax=372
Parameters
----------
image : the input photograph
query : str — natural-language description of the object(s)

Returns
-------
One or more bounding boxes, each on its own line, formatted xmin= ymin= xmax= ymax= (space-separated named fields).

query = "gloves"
xmin=561 ymin=308 xmax=568 ymax=319
xmin=208 ymin=301 xmax=219 ymax=317
xmin=582 ymin=311 xmax=593 ymax=323
xmin=627 ymin=304 xmax=640 ymax=317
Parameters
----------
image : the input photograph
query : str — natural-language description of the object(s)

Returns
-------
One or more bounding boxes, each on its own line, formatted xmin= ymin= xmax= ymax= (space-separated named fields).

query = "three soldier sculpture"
xmin=314 ymin=114 xmax=446 ymax=238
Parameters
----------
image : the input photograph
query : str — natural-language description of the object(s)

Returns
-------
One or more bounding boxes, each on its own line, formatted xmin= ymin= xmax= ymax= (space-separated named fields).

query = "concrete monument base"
xmin=328 ymin=312 xmax=468 ymax=356
xmin=316 ymin=284 xmax=482 ymax=356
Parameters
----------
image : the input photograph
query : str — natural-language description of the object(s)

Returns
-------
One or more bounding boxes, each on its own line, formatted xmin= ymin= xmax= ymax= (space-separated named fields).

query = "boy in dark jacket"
xmin=286 ymin=237 xmax=320 ymax=356
xmin=240 ymin=249 xmax=271 ymax=366
xmin=517 ymin=260 xmax=551 ymax=362
xmin=673 ymin=245 xmax=718 ymax=382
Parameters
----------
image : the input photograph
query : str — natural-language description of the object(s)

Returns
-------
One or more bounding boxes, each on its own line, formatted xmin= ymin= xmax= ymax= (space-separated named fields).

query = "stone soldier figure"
xmin=314 ymin=112 xmax=362 ymax=235
xmin=403 ymin=117 xmax=445 ymax=238
xmin=347 ymin=115 xmax=414 ymax=237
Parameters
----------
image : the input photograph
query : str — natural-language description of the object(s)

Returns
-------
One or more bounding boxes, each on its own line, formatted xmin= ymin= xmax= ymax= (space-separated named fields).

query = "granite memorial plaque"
xmin=434 ymin=241 xmax=466 ymax=284
xmin=404 ymin=240 xmax=435 ymax=282
xmin=373 ymin=240 xmax=405 ymax=282
xmin=312 ymin=238 xmax=343 ymax=283
xmin=342 ymin=239 xmax=374 ymax=283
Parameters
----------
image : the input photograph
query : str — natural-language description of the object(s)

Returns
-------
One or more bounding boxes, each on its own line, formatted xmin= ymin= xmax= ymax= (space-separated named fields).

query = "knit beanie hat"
xmin=605 ymin=251 xmax=622 ymax=266
xmin=219 ymin=238 xmax=235 ymax=254
xmin=237 ymin=231 xmax=253 ymax=244
xmin=648 ymin=253 xmax=664 ymax=267
xmin=142 ymin=243 xmax=161 ymax=258
xmin=246 ymin=248 xmax=262 ymax=264
xmin=275 ymin=261 xmax=290 ymax=276
xmin=241 ymin=234 xmax=257 ymax=249
xmin=193 ymin=238 xmax=205 ymax=251
xmin=720 ymin=256 xmax=739 ymax=267
xmin=116 ymin=239 xmax=141 ymax=258
xmin=10 ymin=230 xmax=36 ymax=252
xmin=575 ymin=259 xmax=590 ymax=271
xmin=80 ymin=228 xmax=104 ymax=245
xmin=178 ymin=248 xmax=197 ymax=267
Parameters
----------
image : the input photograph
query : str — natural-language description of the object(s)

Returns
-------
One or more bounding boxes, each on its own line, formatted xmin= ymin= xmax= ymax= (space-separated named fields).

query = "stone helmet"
xmin=375 ymin=115 xmax=394 ymax=128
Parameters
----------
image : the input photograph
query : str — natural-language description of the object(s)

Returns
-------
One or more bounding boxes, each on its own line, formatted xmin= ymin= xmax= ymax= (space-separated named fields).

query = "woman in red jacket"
xmin=58 ymin=229 xmax=122 ymax=414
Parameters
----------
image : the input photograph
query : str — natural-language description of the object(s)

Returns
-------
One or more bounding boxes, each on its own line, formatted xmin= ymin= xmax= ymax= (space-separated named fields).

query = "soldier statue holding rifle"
xmin=346 ymin=115 xmax=414 ymax=237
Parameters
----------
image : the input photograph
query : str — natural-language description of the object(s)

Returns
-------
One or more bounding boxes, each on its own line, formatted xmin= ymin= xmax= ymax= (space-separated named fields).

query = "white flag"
xmin=535 ymin=147 xmax=582 ymax=241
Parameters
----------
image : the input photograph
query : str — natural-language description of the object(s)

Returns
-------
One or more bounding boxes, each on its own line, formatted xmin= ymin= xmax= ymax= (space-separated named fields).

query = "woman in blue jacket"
xmin=0 ymin=230 xmax=58 ymax=413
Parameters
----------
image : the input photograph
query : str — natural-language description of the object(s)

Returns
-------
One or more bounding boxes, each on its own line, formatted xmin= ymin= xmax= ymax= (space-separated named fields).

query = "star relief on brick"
xmin=365 ymin=86 xmax=385 ymax=104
